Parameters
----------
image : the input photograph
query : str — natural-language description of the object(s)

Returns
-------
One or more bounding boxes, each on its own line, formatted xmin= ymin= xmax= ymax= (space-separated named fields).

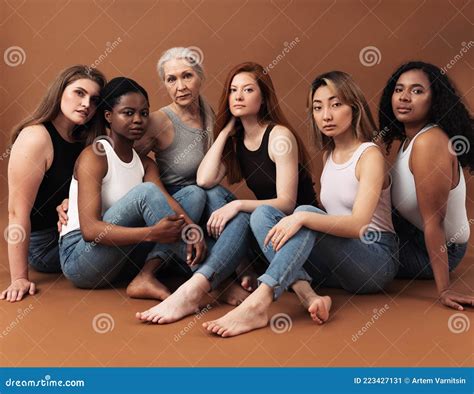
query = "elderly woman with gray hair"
xmin=132 ymin=47 xmax=257 ymax=303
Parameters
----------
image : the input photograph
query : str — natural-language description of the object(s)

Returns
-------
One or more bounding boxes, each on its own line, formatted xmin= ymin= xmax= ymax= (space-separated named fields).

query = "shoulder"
xmin=268 ymin=125 xmax=297 ymax=152
xmin=10 ymin=124 xmax=52 ymax=161
xmin=412 ymin=126 xmax=450 ymax=154
xmin=150 ymin=108 xmax=173 ymax=130
xmin=76 ymin=145 xmax=107 ymax=169
xmin=358 ymin=144 xmax=384 ymax=169
xmin=269 ymin=124 xmax=294 ymax=140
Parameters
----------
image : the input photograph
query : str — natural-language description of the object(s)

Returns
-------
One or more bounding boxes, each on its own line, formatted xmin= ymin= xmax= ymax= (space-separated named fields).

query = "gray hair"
xmin=157 ymin=47 xmax=215 ymax=148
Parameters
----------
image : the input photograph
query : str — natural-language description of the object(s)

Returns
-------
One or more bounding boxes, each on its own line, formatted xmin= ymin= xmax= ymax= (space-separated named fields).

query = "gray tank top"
xmin=155 ymin=106 xmax=208 ymax=187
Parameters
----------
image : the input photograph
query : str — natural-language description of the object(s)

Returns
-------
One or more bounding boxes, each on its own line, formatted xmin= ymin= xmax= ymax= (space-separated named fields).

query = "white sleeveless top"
xmin=60 ymin=139 xmax=145 ymax=237
xmin=320 ymin=142 xmax=395 ymax=233
xmin=391 ymin=124 xmax=469 ymax=243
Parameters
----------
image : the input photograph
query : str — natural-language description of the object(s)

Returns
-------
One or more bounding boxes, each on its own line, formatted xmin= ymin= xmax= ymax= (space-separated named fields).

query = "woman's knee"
xmin=250 ymin=205 xmax=279 ymax=231
xmin=294 ymin=205 xmax=325 ymax=214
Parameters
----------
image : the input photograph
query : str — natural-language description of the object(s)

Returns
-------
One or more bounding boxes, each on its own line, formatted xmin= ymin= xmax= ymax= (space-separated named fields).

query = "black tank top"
xmin=236 ymin=124 xmax=316 ymax=206
xmin=30 ymin=122 xmax=84 ymax=231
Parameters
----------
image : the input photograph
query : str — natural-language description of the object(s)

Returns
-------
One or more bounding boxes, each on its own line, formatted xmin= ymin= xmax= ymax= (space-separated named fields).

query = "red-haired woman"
xmin=136 ymin=62 xmax=316 ymax=324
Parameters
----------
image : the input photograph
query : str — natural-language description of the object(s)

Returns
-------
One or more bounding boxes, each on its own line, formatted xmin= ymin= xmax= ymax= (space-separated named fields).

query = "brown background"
xmin=0 ymin=0 xmax=472 ymax=367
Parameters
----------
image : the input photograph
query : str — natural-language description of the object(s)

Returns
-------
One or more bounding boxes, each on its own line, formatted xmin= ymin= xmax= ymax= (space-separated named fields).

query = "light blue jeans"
xmin=28 ymin=227 xmax=61 ymax=273
xmin=250 ymin=205 xmax=399 ymax=299
xmin=148 ymin=185 xmax=253 ymax=290
xmin=59 ymin=183 xmax=206 ymax=288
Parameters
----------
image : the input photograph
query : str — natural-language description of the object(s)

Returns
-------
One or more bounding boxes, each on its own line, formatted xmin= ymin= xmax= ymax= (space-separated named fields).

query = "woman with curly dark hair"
xmin=378 ymin=61 xmax=474 ymax=311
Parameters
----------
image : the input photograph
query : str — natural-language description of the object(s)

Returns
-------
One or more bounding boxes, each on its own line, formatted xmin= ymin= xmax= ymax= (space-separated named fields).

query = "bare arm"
xmin=1 ymin=126 xmax=52 ymax=301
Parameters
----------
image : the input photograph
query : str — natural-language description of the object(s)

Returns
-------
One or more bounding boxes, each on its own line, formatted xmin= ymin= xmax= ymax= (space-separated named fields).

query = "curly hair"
xmin=378 ymin=61 xmax=473 ymax=171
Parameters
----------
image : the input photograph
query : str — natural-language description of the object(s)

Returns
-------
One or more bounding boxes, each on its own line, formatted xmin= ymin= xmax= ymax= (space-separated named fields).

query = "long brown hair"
xmin=11 ymin=65 xmax=107 ymax=145
xmin=308 ymin=71 xmax=376 ymax=152
xmin=215 ymin=62 xmax=311 ymax=184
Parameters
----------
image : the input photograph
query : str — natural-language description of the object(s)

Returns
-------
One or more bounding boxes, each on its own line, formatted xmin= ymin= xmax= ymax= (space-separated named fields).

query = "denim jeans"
xmin=393 ymin=210 xmax=467 ymax=279
xmin=28 ymin=227 xmax=61 ymax=273
xmin=250 ymin=205 xmax=399 ymax=299
xmin=148 ymin=185 xmax=253 ymax=290
xmin=59 ymin=183 xmax=206 ymax=288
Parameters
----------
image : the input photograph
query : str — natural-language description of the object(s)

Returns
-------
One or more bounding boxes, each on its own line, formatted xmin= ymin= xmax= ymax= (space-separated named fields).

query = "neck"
xmin=52 ymin=114 xmax=76 ymax=141
xmin=110 ymin=132 xmax=134 ymax=160
xmin=332 ymin=129 xmax=360 ymax=152
xmin=404 ymin=120 xmax=430 ymax=140
xmin=172 ymin=100 xmax=200 ymax=119
xmin=241 ymin=115 xmax=265 ymax=137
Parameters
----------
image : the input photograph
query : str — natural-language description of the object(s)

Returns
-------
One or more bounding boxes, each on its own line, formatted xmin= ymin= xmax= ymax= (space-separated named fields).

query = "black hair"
xmin=378 ymin=61 xmax=473 ymax=171
xmin=100 ymin=77 xmax=149 ymax=113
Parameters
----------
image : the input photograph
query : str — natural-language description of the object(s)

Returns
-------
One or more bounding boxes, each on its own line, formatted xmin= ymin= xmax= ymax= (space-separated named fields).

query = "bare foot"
xmin=203 ymin=301 xmax=269 ymax=337
xmin=136 ymin=274 xmax=208 ymax=324
xmin=126 ymin=274 xmax=171 ymax=301
xmin=307 ymin=295 xmax=332 ymax=324
xmin=236 ymin=262 xmax=258 ymax=292
xmin=215 ymin=281 xmax=251 ymax=306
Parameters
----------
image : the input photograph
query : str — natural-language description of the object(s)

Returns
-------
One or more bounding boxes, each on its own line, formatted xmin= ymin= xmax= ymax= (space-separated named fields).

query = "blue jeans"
xmin=250 ymin=205 xmax=399 ymax=299
xmin=393 ymin=210 xmax=467 ymax=279
xmin=28 ymin=227 xmax=61 ymax=273
xmin=59 ymin=183 xmax=206 ymax=288
xmin=148 ymin=185 xmax=252 ymax=290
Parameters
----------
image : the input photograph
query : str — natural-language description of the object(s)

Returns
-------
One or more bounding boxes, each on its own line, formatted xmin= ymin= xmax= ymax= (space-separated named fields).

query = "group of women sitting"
xmin=2 ymin=47 xmax=473 ymax=337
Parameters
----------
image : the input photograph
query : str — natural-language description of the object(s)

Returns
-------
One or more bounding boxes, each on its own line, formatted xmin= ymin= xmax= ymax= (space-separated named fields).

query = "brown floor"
xmin=0 ymin=239 xmax=472 ymax=367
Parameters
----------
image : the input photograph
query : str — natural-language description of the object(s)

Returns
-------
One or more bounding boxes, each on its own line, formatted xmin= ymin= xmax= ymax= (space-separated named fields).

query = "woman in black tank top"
xmin=1 ymin=65 xmax=106 ymax=303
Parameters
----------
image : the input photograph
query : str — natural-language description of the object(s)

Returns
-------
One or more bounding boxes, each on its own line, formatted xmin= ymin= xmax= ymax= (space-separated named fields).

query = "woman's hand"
xmin=0 ymin=278 xmax=36 ymax=302
xmin=56 ymin=198 xmax=69 ymax=232
xmin=439 ymin=289 xmax=474 ymax=311
xmin=264 ymin=212 xmax=305 ymax=252
xmin=207 ymin=200 xmax=241 ymax=238
xmin=149 ymin=214 xmax=186 ymax=243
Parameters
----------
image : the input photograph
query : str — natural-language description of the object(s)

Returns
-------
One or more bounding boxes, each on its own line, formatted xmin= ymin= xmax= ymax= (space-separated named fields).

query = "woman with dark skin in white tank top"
xmin=379 ymin=61 xmax=474 ymax=311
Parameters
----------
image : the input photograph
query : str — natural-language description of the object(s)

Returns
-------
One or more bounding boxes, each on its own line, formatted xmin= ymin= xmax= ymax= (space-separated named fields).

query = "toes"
xmin=217 ymin=326 xmax=226 ymax=336
xmin=211 ymin=324 xmax=221 ymax=334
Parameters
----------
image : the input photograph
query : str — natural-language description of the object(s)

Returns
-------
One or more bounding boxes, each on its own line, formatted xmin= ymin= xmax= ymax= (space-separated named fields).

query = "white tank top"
xmin=320 ymin=142 xmax=395 ymax=233
xmin=60 ymin=139 xmax=145 ymax=237
xmin=391 ymin=124 xmax=469 ymax=243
